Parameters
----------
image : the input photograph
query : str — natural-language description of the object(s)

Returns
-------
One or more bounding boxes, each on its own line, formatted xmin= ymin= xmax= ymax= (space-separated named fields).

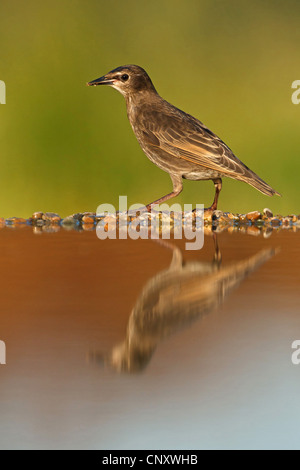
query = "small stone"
xmin=61 ymin=217 xmax=78 ymax=230
xmin=246 ymin=211 xmax=262 ymax=221
xmin=238 ymin=215 xmax=248 ymax=224
xmin=270 ymin=218 xmax=281 ymax=227
xmin=82 ymin=215 xmax=95 ymax=224
xmin=263 ymin=208 xmax=273 ymax=218
xmin=35 ymin=219 xmax=45 ymax=227
xmin=6 ymin=217 xmax=27 ymax=225
xmin=42 ymin=212 xmax=61 ymax=224
xmin=229 ymin=215 xmax=240 ymax=223
xmin=103 ymin=215 xmax=117 ymax=232
xmin=212 ymin=210 xmax=223 ymax=221
xmin=290 ymin=215 xmax=297 ymax=223
xmin=82 ymin=212 xmax=96 ymax=217
xmin=62 ymin=216 xmax=77 ymax=225
xmin=281 ymin=217 xmax=291 ymax=227
xmin=254 ymin=219 xmax=264 ymax=227
xmin=32 ymin=212 xmax=44 ymax=220
xmin=72 ymin=213 xmax=84 ymax=221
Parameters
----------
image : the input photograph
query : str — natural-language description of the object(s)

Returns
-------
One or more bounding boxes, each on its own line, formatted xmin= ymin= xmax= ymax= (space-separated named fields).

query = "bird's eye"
xmin=121 ymin=74 xmax=129 ymax=82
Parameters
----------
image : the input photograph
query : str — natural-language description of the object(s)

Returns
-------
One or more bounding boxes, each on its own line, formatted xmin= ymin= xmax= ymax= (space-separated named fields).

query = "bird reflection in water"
xmin=91 ymin=237 xmax=276 ymax=374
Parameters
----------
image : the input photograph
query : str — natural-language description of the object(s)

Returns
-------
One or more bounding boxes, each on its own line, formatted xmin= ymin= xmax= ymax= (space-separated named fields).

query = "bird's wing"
xmin=142 ymin=108 xmax=252 ymax=179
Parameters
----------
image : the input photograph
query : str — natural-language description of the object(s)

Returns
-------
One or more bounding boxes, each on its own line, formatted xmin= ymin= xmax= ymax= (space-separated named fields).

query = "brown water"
xmin=0 ymin=227 xmax=299 ymax=450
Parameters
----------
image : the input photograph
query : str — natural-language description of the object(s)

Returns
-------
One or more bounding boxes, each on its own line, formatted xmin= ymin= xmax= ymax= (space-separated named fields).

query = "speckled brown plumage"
xmin=88 ymin=65 xmax=281 ymax=210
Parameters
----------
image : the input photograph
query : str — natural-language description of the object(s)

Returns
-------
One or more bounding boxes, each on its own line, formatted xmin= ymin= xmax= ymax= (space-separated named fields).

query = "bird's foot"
xmin=193 ymin=205 xmax=217 ymax=215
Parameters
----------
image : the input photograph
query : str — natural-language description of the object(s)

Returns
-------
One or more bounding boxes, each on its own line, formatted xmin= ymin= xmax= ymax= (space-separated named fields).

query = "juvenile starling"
xmin=88 ymin=65 xmax=280 ymax=211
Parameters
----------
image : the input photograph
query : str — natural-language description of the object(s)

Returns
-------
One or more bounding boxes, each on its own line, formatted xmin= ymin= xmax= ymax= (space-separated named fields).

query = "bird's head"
xmin=87 ymin=65 xmax=156 ymax=97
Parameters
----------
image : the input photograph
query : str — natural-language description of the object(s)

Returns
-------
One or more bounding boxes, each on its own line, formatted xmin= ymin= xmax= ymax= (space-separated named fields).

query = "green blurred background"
xmin=0 ymin=0 xmax=299 ymax=218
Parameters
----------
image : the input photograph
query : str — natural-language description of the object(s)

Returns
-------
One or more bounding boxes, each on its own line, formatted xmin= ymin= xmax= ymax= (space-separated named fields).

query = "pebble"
xmin=0 ymin=210 xmax=298 ymax=236
xmin=246 ymin=211 xmax=262 ymax=221
xmin=270 ymin=218 xmax=281 ymax=227
xmin=263 ymin=208 xmax=273 ymax=218
xmin=82 ymin=215 xmax=95 ymax=224
xmin=212 ymin=210 xmax=224 ymax=222
xmin=282 ymin=217 xmax=291 ymax=227
xmin=42 ymin=212 xmax=61 ymax=224
xmin=61 ymin=216 xmax=78 ymax=230
xmin=6 ymin=217 xmax=27 ymax=226
xmin=103 ymin=215 xmax=117 ymax=232
xmin=35 ymin=219 xmax=45 ymax=227
xmin=32 ymin=212 xmax=44 ymax=220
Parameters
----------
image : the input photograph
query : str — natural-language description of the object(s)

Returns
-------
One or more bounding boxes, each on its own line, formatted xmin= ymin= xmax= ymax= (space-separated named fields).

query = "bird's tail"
xmin=239 ymin=171 xmax=281 ymax=197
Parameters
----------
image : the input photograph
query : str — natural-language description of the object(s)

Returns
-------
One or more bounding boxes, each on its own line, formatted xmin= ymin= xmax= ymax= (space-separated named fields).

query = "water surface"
xmin=0 ymin=227 xmax=299 ymax=449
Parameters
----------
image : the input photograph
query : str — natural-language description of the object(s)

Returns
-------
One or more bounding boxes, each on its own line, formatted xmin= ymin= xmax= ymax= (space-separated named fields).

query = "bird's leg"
xmin=208 ymin=178 xmax=222 ymax=211
xmin=192 ymin=178 xmax=222 ymax=213
xmin=212 ymin=232 xmax=222 ymax=267
xmin=146 ymin=174 xmax=183 ymax=212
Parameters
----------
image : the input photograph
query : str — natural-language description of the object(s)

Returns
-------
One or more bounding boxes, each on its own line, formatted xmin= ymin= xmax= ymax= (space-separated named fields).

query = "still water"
xmin=0 ymin=226 xmax=299 ymax=450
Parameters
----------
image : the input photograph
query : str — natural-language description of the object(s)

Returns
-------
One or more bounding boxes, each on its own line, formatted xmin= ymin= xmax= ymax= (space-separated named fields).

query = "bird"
xmin=90 ymin=238 xmax=276 ymax=373
xmin=87 ymin=65 xmax=280 ymax=211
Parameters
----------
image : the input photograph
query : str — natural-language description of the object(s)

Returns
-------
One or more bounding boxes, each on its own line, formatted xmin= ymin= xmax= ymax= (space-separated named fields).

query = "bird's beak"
xmin=87 ymin=75 xmax=114 ymax=86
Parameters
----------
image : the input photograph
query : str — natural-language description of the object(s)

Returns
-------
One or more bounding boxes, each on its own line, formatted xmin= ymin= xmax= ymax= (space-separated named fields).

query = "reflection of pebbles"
xmin=92 ymin=241 xmax=276 ymax=374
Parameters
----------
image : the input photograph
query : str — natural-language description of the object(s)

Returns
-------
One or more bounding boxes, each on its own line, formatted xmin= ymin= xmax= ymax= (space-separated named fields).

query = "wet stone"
xmin=61 ymin=216 xmax=77 ymax=225
xmin=82 ymin=212 xmax=96 ymax=217
xmin=212 ymin=210 xmax=223 ymax=222
xmin=72 ymin=213 xmax=84 ymax=221
xmin=246 ymin=211 xmax=262 ymax=221
xmin=282 ymin=217 xmax=291 ymax=227
xmin=239 ymin=215 xmax=248 ymax=224
xmin=271 ymin=218 xmax=282 ymax=227
xmin=82 ymin=215 xmax=95 ymax=224
xmin=35 ymin=219 xmax=45 ymax=227
xmin=263 ymin=208 xmax=273 ymax=218
xmin=6 ymin=217 xmax=27 ymax=225
xmin=42 ymin=213 xmax=61 ymax=224
xmin=32 ymin=212 xmax=44 ymax=220
xmin=254 ymin=219 xmax=264 ymax=227
xmin=290 ymin=215 xmax=298 ymax=223
xmin=61 ymin=217 xmax=78 ymax=230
